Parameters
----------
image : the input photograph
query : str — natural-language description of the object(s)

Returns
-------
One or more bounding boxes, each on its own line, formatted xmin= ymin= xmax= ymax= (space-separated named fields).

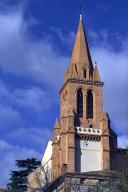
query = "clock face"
xmin=83 ymin=140 xmax=88 ymax=147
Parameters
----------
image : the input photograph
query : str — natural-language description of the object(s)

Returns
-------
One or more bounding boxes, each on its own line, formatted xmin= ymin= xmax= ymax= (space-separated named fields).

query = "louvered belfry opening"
xmin=87 ymin=90 xmax=93 ymax=118
xmin=77 ymin=89 xmax=83 ymax=118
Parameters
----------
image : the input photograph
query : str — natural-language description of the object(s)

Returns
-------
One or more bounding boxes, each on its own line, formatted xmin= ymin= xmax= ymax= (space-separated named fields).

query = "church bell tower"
xmin=52 ymin=14 xmax=117 ymax=180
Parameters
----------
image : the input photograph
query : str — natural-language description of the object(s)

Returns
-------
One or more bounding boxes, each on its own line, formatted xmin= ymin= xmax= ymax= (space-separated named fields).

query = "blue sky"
xmin=0 ymin=0 xmax=128 ymax=186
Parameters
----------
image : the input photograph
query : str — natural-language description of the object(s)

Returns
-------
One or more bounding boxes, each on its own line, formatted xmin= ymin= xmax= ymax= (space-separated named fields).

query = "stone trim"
xmin=59 ymin=78 xmax=104 ymax=94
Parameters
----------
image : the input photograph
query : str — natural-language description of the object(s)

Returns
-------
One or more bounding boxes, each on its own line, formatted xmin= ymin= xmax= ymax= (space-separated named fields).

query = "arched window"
xmin=77 ymin=89 xmax=83 ymax=117
xmin=87 ymin=90 xmax=93 ymax=118
xmin=82 ymin=69 xmax=86 ymax=78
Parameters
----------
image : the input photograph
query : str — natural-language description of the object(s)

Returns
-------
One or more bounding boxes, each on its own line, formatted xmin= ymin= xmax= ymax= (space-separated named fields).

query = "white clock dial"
xmin=83 ymin=140 xmax=88 ymax=147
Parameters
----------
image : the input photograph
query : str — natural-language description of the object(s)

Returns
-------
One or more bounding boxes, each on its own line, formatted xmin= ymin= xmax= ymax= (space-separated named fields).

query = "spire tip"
xmin=95 ymin=61 xmax=97 ymax=66
xmin=80 ymin=13 xmax=82 ymax=20
xmin=80 ymin=3 xmax=83 ymax=21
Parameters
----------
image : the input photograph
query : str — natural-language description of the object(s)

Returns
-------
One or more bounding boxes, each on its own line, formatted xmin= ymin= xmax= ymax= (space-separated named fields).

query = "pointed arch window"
xmin=77 ymin=89 xmax=83 ymax=117
xmin=87 ymin=90 xmax=93 ymax=118
xmin=82 ymin=68 xmax=86 ymax=78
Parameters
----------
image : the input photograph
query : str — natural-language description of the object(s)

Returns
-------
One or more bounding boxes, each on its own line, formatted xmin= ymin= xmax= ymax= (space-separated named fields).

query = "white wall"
xmin=40 ymin=140 xmax=52 ymax=183
xmin=41 ymin=140 xmax=52 ymax=169
xmin=75 ymin=138 xmax=101 ymax=172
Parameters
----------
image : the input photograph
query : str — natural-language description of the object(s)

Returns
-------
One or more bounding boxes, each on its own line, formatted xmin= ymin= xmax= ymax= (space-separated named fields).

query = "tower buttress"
xmin=52 ymin=118 xmax=61 ymax=179
xmin=100 ymin=112 xmax=110 ymax=170
xmin=53 ymin=118 xmax=60 ymax=141
xmin=93 ymin=64 xmax=101 ymax=81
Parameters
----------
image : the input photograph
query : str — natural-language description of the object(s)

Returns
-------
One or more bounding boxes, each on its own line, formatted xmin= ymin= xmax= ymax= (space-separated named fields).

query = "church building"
xmin=52 ymin=14 xmax=127 ymax=180
xmin=28 ymin=13 xmax=128 ymax=192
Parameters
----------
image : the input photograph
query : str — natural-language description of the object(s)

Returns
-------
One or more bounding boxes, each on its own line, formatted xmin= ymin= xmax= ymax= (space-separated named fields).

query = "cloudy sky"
xmin=0 ymin=0 xmax=128 ymax=186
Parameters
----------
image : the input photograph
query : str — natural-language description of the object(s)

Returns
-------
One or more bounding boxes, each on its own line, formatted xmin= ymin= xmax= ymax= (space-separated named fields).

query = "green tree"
xmin=8 ymin=158 xmax=41 ymax=192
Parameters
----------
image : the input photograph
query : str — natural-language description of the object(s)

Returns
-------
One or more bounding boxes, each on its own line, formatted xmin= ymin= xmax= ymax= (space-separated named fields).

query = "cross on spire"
xmin=80 ymin=3 xmax=84 ymax=20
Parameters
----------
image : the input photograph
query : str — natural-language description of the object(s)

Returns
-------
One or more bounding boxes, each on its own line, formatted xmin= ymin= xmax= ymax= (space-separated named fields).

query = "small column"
xmin=100 ymin=112 xmax=110 ymax=170
xmin=83 ymin=93 xmax=87 ymax=120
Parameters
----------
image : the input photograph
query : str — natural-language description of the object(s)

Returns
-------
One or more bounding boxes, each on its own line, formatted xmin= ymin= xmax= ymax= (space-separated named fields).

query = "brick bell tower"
xmin=52 ymin=14 xmax=117 ymax=180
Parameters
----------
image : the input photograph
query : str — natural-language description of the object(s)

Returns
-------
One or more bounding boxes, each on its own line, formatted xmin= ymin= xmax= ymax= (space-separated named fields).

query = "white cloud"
xmin=0 ymin=125 xmax=52 ymax=186
xmin=9 ymin=127 xmax=52 ymax=148
xmin=0 ymin=105 xmax=23 ymax=130
xmin=0 ymin=80 xmax=56 ymax=119
xmin=91 ymin=37 xmax=128 ymax=137
xmin=51 ymin=27 xmax=75 ymax=48
xmin=13 ymin=87 xmax=53 ymax=112
xmin=0 ymin=139 xmax=40 ymax=186
xmin=0 ymin=9 xmax=68 ymax=89
xmin=0 ymin=81 xmax=22 ymax=130
xmin=118 ymin=135 xmax=128 ymax=148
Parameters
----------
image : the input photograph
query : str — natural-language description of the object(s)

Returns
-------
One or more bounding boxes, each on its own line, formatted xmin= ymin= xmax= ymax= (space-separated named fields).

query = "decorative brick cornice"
xmin=61 ymin=130 xmax=75 ymax=135
xmin=59 ymin=78 xmax=104 ymax=94
xmin=80 ymin=135 xmax=101 ymax=141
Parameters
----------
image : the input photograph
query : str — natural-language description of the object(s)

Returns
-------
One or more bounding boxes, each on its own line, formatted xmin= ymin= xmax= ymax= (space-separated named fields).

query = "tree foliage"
xmin=8 ymin=158 xmax=40 ymax=192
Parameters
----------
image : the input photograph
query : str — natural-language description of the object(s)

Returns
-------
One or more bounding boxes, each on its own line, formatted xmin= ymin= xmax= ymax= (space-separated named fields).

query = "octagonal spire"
xmin=65 ymin=14 xmax=94 ymax=81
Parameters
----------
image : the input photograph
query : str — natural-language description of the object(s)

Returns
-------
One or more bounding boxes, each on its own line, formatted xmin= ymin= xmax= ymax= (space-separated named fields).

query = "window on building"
xmin=82 ymin=68 xmax=86 ymax=78
xmin=87 ymin=90 xmax=93 ymax=118
xmin=77 ymin=89 xmax=83 ymax=117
